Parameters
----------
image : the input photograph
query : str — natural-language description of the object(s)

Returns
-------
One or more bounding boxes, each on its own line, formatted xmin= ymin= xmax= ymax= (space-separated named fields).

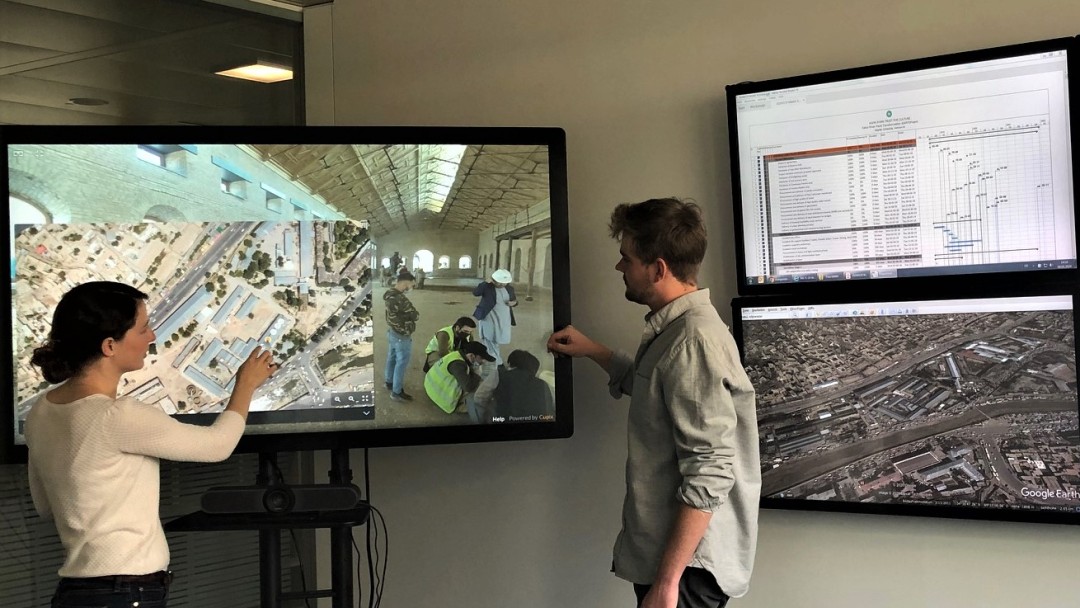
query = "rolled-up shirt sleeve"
xmin=607 ymin=349 xmax=636 ymax=398
xmin=105 ymin=397 xmax=246 ymax=463
xmin=660 ymin=338 xmax=738 ymax=512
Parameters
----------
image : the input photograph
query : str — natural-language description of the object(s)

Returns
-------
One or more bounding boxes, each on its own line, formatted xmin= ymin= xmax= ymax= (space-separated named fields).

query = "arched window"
xmin=10 ymin=196 xmax=50 ymax=225
xmin=458 ymin=255 xmax=472 ymax=270
xmin=10 ymin=197 xmax=50 ymax=260
xmin=380 ymin=257 xmax=390 ymax=269
xmin=413 ymin=250 xmax=434 ymax=273
xmin=438 ymin=255 xmax=450 ymax=269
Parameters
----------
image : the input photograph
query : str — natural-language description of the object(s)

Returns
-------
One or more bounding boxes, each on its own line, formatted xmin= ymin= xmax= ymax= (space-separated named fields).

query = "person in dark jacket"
xmin=473 ymin=349 xmax=554 ymax=424
xmin=383 ymin=271 xmax=418 ymax=401
xmin=472 ymin=268 xmax=517 ymax=365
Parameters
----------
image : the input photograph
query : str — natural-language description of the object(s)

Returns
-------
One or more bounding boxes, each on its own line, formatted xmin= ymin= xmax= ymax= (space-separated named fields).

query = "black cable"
xmin=370 ymin=505 xmax=388 ymax=608
xmin=369 ymin=503 xmax=381 ymax=605
xmin=359 ymin=448 xmax=389 ymax=608
xmin=266 ymin=457 xmax=287 ymax=485
xmin=288 ymin=528 xmax=314 ymax=608
xmin=353 ymin=533 xmax=363 ymax=608
xmin=365 ymin=447 xmax=376 ymax=608
xmin=266 ymin=457 xmax=313 ymax=608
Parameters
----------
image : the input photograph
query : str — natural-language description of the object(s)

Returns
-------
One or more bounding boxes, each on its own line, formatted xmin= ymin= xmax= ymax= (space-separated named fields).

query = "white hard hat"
xmin=491 ymin=269 xmax=513 ymax=283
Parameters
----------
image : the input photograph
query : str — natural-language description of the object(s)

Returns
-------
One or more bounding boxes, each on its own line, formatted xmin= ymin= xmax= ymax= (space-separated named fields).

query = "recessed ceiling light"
xmin=68 ymin=97 xmax=109 ymax=106
xmin=215 ymin=60 xmax=293 ymax=84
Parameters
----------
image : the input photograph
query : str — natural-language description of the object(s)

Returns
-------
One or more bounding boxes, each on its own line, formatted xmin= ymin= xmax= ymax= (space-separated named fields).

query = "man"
xmin=423 ymin=316 xmax=476 ymax=372
xmin=547 ymin=198 xmax=760 ymax=608
xmin=423 ymin=341 xmax=494 ymax=414
xmin=473 ymin=268 xmax=517 ymax=365
xmin=473 ymin=349 xmax=554 ymax=424
xmin=384 ymin=270 xmax=418 ymax=402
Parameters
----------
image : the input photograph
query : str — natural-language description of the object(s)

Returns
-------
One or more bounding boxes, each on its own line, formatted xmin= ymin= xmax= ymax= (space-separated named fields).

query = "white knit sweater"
xmin=26 ymin=393 xmax=245 ymax=577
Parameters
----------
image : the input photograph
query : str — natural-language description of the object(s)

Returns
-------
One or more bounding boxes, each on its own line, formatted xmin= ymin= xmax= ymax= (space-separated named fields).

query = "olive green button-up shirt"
xmin=608 ymin=288 xmax=761 ymax=598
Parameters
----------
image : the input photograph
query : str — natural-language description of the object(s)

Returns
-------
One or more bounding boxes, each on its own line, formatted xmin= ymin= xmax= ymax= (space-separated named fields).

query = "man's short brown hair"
xmin=609 ymin=197 xmax=707 ymax=283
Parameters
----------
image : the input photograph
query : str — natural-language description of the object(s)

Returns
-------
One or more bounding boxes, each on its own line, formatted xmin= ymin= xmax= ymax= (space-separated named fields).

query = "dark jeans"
xmin=52 ymin=574 xmax=170 ymax=608
xmin=634 ymin=567 xmax=729 ymax=608
xmin=384 ymin=330 xmax=413 ymax=394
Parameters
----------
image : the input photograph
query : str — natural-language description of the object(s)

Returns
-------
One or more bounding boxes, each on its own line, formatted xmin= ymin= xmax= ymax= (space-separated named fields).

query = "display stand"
xmin=164 ymin=449 xmax=368 ymax=608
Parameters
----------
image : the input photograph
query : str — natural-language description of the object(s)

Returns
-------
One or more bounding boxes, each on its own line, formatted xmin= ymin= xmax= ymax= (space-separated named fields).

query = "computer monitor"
xmin=733 ymin=290 xmax=1080 ymax=524
xmin=728 ymin=37 xmax=1079 ymax=294
xmin=1 ymin=125 xmax=573 ymax=462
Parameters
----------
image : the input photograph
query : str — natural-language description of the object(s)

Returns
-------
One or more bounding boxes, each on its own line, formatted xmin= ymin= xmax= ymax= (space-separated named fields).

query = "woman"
xmin=25 ymin=281 xmax=278 ymax=608
xmin=472 ymin=268 xmax=517 ymax=366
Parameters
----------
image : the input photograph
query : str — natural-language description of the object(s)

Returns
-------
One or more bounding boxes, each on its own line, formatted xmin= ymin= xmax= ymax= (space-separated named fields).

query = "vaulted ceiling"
xmin=251 ymin=143 xmax=552 ymax=235
xmin=0 ymin=0 xmax=300 ymax=125
xmin=1 ymin=1 xmax=554 ymax=236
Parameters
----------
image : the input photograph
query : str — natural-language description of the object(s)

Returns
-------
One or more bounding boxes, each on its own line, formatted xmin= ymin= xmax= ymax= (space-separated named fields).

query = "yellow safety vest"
xmin=425 ymin=325 xmax=454 ymax=354
xmin=424 ymin=351 xmax=465 ymax=413
xmin=425 ymin=326 xmax=471 ymax=355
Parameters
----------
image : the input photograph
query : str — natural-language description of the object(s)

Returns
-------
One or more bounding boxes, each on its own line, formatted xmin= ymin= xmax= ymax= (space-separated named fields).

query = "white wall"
xmin=305 ymin=2 xmax=1080 ymax=606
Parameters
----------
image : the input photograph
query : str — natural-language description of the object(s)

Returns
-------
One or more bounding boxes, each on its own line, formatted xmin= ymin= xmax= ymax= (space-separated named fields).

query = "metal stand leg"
xmin=260 ymin=528 xmax=282 ymax=608
xmin=238 ymin=450 xmax=361 ymax=608
xmin=328 ymin=449 xmax=354 ymax=608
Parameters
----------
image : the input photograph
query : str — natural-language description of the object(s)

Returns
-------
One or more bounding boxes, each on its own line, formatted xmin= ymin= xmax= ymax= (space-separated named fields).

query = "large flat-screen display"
xmin=728 ymin=37 xmax=1080 ymax=294
xmin=733 ymin=290 xmax=1080 ymax=524
xmin=0 ymin=126 xmax=572 ymax=461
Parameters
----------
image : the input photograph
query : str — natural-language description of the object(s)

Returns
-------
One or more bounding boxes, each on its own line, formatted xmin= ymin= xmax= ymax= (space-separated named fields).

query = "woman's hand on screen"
xmin=235 ymin=346 xmax=278 ymax=393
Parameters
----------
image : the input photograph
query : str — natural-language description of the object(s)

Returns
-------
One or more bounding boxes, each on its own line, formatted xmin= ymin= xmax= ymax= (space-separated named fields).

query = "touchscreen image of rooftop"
xmin=733 ymin=48 xmax=1076 ymax=285
xmin=739 ymin=295 xmax=1080 ymax=512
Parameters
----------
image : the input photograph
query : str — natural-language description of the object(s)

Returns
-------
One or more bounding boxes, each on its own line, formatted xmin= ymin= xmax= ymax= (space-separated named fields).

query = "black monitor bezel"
xmin=0 ymin=124 xmax=573 ymax=462
xmin=731 ymin=282 xmax=1080 ymax=525
xmin=727 ymin=36 xmax=1080 ymax=298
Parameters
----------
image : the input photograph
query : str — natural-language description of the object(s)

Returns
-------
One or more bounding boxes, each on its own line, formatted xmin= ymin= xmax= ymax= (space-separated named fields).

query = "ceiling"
xmin=0 ymin=1 xmax=553 ymax=236
xmin=251 ymin=143 xmax=553 ymax=235
xmin=0 ymin=0 xmax=301 ymax=125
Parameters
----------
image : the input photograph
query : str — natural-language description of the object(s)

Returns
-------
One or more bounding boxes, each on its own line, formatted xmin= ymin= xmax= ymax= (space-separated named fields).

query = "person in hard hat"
xmin=472 ymin=268 xmax=517 ymax=366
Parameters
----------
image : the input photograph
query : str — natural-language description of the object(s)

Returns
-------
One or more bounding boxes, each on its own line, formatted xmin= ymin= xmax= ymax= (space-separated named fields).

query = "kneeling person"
xmin=475 ymin=350 xmax=554 ymax=424
xmin=423 ymin=316 xmax=476 ymax=372
xmin=424 ymin=341 xmax=495 ymax=413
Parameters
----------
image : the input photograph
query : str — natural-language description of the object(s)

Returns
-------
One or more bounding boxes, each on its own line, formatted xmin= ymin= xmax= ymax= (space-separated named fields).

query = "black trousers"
xmin=52 ymin=572 xmax=171 ymax=608
xmin=633 ymin=567 xmax=729 ymax=608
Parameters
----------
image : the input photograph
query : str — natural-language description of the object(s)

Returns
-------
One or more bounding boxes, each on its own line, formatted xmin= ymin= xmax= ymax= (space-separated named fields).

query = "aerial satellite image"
xmin=743 ymin=305 xmax=1080 ymax=512
xmin=13 ymin=219 xmax=374 ymax=439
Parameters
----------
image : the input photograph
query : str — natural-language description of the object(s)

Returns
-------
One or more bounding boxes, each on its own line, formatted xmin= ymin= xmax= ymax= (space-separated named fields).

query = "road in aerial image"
xmin=13 ymin=220 xmax=375 ymax=440
xmin=741 ymin=297 xmax=1080 ymax=513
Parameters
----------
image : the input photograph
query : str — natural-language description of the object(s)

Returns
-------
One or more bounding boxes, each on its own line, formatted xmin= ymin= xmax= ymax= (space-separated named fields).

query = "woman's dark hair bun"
xmin=29 ymin=281 xmax=148 ymax=385
xmin=30 ymin=342 xmax=76 ymax=384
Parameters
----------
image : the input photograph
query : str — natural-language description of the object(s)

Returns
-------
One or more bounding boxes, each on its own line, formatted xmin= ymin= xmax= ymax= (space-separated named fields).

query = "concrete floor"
xmin=368 ymin=278 xmax=555 ymax=429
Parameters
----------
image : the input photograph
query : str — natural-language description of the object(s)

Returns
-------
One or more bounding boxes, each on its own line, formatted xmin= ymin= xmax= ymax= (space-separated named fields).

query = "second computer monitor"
xmin=728 ymin=37 xmax=1079 ymax=293
xmin=733 ymin=290 xmax=1080 ymax=524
